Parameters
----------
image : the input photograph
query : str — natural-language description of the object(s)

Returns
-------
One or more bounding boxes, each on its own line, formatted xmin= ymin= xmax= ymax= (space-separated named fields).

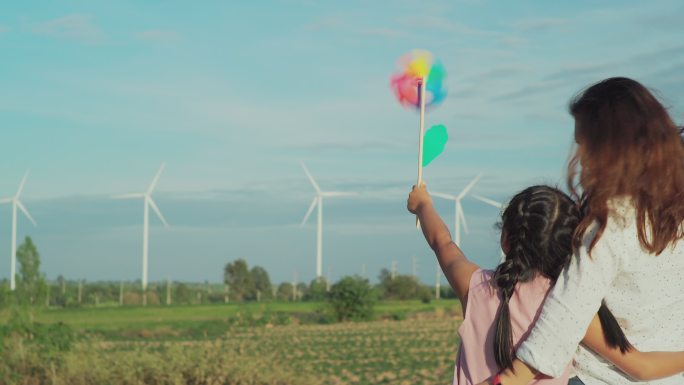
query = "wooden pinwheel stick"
xmin=416 ymin=78 xmax=427 ymax=228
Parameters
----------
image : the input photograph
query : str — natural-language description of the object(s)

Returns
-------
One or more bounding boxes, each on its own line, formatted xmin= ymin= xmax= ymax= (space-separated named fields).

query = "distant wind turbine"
xmin=300 ymin=162 xmax=357 ymax=279
xmin=431 ymin=174 xmax=482 ymax=246
xmin=113 ymin=164 xmax=169 ymax=305
xmin=0 ymin=171 xmax=37 ymax=291
xmin=472 ymin=194 xmax=507 ymax=262
xmin=472 ymin=195 xmax=504 ymax=211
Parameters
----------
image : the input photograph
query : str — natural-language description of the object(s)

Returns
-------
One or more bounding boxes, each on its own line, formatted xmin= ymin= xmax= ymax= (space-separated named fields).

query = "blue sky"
xmin=1 ymin=0 xmax=683 ymax=285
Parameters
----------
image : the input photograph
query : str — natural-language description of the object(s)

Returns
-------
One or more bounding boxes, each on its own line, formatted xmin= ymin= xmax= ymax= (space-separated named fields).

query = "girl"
xmin=479 ymin=78 xmax=684 ymax=385
xmin=407 ymin=184 xmax=684 ymax=384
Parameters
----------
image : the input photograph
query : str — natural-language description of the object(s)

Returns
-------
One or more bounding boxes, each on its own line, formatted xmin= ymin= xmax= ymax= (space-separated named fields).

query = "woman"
xmin=480 ymin=77 xmax=684 ymax=385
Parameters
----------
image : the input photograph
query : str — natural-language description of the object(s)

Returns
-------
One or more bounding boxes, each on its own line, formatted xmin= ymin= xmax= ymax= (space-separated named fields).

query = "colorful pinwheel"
xmin=390 ymin=50 xmax=447 ymax=109
xmin=390 ymin=50 xmax=449 ymax=227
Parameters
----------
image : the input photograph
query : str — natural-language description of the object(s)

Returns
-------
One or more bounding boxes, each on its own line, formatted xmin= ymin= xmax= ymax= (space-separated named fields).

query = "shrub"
xmin=326 ymin=276 xmax=376 ymax=322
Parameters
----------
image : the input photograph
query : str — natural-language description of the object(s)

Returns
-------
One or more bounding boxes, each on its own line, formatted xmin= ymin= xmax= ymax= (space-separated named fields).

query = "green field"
xmin=2 ymin=300 xmax=464 ymax=385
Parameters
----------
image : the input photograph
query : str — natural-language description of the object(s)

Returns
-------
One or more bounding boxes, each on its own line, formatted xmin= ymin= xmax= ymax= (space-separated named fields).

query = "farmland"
xmin=1 ymin=300 xmax=463 ymax=385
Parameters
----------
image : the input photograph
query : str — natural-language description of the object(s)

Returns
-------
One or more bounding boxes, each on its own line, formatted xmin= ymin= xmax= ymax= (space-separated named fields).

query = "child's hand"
xmin=407 ymin=183 xmax=432 ymax=214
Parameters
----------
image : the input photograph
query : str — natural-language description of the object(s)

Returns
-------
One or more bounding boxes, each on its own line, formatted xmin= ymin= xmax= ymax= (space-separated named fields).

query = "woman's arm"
xmin=407 ymin=184 xmax=479 ymax=310
xmin=582 ymin=313 xmax=684 ymax=381
xmin=476 ymin=312 xmax=684 ymax=385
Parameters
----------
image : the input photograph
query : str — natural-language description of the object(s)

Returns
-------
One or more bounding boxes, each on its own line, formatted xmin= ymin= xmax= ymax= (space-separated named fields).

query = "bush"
xmin=419 ymin=286 xmax=433 ymax=304
xmin=326 ymin=276 xmax=376 ymax=322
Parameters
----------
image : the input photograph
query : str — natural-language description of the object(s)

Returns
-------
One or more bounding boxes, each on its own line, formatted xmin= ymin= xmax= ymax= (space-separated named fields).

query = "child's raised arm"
xmin=407 ymin=184 xmax=480 ymax=310
xmin=582 ymin=313 xmax=684 ymax=381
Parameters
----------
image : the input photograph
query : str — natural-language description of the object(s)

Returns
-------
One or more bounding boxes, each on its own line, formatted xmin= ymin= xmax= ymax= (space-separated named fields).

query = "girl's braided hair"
xmin=493 ymin=185 xmax=631 ymax=370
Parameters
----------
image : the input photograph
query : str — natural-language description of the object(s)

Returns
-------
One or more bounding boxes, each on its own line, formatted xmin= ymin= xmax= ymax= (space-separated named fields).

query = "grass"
xmin=0 ymin=299 xmax=462 ymax=333
xmin=1 ymin=300 xmax=465 ymax=384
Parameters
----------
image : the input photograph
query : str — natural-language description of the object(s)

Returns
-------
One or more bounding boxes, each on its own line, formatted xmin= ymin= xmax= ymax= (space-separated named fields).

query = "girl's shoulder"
xmin=468 ymin=268 xmax=497 ymax=297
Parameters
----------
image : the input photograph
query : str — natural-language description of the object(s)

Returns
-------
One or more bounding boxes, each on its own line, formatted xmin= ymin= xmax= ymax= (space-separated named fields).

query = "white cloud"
xmin=136 ymin=29 xmax=180 ymax=43
xmin=358 ymin=27 xmax=411 ymax=39
xmin=511 ymin=17 xmax=569 ymax=31
xmin=399 ymin=15 xmax=501 ymax=37
xmin=28 ymin=14 xmax=102 ymax=44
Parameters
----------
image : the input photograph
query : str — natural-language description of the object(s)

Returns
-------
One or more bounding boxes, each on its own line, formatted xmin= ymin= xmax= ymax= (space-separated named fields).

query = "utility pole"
xmin=391 ymin=260 xmax=397 ymax=280
xmin=166 ymin=277 xmax=171 ymax=305
xmin=78 ymin=280 xmax=83 ymax=305
xmin=119 ymin=280 xmax=124 ymax=306
xmin=224 ymin=284 xmax=230 ymax=304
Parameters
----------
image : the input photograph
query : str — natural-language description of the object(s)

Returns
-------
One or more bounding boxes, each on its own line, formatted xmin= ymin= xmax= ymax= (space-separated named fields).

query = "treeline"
xmin=222 ymin=258 xmax=455 ymax=305
xmin=0 ymin=238 xmax=455 ymax=309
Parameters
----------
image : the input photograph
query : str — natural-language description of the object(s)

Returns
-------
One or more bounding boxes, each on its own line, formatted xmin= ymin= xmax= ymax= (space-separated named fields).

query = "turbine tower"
xmin=431 ymin=174 xmax=482 ymax=246
xmin=0 ymin=171 xmax=37 ymax=291
xmin=472 ymin=194 xmax=507 ymax=262
xmin=114 ymin=164 xmax=169 ymax=304
xmin=300 ymin=162 xmax=357 ymax=278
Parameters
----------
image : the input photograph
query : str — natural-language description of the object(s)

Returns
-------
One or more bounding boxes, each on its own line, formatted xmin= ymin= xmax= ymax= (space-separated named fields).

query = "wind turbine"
xmin=0 ymin=171 xmax=37 ymax=291
xmin=472 ymin=193 xmax=507 ymax=262
xmin=300 ymin=162 xmax=357 ymax=279
xmin=431 ymin=174 xmax=482 ymax=246
xmin=114 ymin=164 xmax=169 ymax=304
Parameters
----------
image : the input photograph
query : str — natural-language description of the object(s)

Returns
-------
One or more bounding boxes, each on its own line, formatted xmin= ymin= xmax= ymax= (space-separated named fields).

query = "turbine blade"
xmin=113 ymin=193 xmax=145 ymax=199
xmin=431 ymin=192 xmax=457 ymax=201
xmin=301 ymin=197 xmax=317 ymax=226
xmin=321 ymin=191 xmax=358 ymax=197
xmin=458 ymin=203 xmax=469 ymax=234
xmin=472 ymin=194 xmax=504 ymax=209
xmin=16 ymin=170 xmax=29 ymax=198
xmin=16 ymin=201 xmax=37 ymax=227
xmin=147 ymin=163 xmax=166 ymax=194
xmin=0 ymin=198 xmax=12 ymax=204
xmin=147 ymin=197 xmax=169 ymax=227
xmin=457 ymin=173 xmax=483 ymax=200
xmin=300 ymin=162 xmax=321 ymax=194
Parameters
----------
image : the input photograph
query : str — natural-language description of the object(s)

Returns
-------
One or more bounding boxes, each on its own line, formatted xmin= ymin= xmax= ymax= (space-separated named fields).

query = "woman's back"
xmin=519 ymin=199 xmax=684 ymax=385
xmin=568 ymin=200 xmax=684 ymax=384
xmin=455 ymin=269 xmax=571 ymax=385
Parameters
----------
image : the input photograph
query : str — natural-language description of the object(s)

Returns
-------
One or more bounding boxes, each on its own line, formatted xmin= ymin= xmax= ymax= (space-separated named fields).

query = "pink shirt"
xmin=454 ymin=269 xmax=571 ymax=385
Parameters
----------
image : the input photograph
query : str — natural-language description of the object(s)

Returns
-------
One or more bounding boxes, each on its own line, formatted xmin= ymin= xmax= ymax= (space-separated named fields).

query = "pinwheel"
xmin=390 ymin=50 xmax=449 ymax=226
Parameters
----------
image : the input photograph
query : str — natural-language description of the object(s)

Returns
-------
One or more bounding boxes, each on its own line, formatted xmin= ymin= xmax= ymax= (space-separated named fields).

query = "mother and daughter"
xmin=407 ymin=77 xmax=684 ymax=385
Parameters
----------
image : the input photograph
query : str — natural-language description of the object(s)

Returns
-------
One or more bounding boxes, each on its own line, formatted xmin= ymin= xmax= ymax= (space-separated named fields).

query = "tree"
xmin=224 ymin=259 xmax=254 ymax=301
xmin=174 ymin=283 xmax=193 ymax=304
xmin=306 ymin=278 xmax=328 ymax=301
xmin=15 ymin=236 xmax=47 ymax=307
xmin=326 ymin=276 xmax=376 ymax=321
xmin=276 ymin=282 xmax=294 ymax=301
xmin=250 ymin=266 xmax=272 ymax=300
xmin=377 ymin=269 xmax=425 ymax=300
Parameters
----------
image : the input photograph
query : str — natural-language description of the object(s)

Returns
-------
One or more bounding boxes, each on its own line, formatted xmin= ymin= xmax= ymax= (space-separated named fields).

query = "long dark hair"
xmin=492 ymin=186 xmax=631 ymax=370
xmin=568 ymin=77 xmax=684 ymax=255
